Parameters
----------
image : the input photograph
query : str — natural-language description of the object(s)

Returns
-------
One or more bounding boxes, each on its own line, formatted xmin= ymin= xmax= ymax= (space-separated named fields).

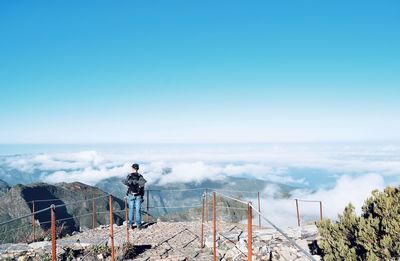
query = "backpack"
xmin=126 ymin=173 xmax=144 ymax=196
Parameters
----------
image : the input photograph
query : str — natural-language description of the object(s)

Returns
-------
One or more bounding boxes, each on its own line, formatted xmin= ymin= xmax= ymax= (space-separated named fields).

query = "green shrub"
xmin=316 ymin=186 xmax=400 ymax=260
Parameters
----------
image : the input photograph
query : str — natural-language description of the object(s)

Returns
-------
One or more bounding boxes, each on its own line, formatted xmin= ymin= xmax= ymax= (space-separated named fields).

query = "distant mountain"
xmin=0 ymin=163 xmax=44 ymax=186
xmin=96 ymin=176 xmax=296 ymax=217
xmin=0 ymin=179 xmax=10 ymax=195
xmin=0 ymin=182 xmax=125 ymax=243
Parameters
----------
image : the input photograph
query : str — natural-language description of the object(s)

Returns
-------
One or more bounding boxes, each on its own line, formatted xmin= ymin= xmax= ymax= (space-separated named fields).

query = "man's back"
xmin=123 ymin=172 xmax=146 ymax=196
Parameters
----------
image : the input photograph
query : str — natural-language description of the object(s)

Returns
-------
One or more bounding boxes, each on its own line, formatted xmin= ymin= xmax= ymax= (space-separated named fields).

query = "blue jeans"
xmin=128 ymin=194 xmax=142 ymax=227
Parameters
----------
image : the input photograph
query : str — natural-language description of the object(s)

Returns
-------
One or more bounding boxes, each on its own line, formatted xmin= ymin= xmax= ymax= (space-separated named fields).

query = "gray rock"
xmin=29 ymin=241 xmax=50 ymax=250
xmin=1 ymin=221 xmax=320 ymax=261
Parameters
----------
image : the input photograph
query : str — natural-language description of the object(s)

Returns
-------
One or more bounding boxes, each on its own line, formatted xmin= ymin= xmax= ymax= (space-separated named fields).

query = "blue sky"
xmin=1 ymin=1 xmax=399 ymax=143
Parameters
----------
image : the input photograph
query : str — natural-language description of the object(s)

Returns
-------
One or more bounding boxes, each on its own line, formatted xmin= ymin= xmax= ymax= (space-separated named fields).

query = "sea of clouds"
xmin=0 ymin=143 xmax=399 ymax=227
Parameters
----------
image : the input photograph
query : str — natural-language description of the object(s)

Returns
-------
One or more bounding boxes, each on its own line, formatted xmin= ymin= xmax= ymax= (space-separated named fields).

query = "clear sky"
xmin=1 ymin=1 xmax=399 ymax=143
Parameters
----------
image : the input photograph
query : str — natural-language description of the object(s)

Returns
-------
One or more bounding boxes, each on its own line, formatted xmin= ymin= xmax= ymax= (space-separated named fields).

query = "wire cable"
xmin=54 ymin=194 xmax=109 ymax=209
xmin=296 ymin=199 xmax=321 ymax=203
xmin=149 ymin=204 xmax=202 ymax=209
xmin=249 ymin=203 xmax=316 ymax=261
xmin=0 ymin=206 xmax=52 ymax=227
xmin=0 ymin=194 xmax=109 ymax=227
xmin=214 ymin=192 xmax=248 ymax=205
xmin=148 ymin=187 xmax=207 ymax=192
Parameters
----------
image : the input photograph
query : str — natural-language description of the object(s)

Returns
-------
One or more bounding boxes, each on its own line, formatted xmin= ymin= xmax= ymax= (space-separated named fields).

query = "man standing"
xmin=122 ymin=163 xmax=147 ymax=229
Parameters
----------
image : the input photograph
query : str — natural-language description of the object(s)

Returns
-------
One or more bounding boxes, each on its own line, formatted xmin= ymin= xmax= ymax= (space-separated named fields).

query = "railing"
xmin=295 ymin=198 xmax=323 ymax=226
xmin=0 ymin=194 xmax=118 ymax=260
xmin=0 ymin=188 xmax=322 ymax=260
xmin=201 ymin=191 xmax=318 ymax=261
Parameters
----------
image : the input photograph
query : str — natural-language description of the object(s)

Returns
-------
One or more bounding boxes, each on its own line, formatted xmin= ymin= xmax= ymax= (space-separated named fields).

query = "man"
xmin=122 ymin=163 xmax=147 ymax=229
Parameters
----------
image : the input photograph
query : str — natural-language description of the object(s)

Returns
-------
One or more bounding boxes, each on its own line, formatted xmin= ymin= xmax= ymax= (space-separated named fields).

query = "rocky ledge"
xmin=0 ymin=221 xmax=321 ymax=260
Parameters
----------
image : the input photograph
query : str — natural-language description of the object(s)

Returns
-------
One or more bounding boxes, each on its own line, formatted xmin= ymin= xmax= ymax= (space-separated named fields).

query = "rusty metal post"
xmin=248 ymin=202 xmax=253 ymax=261
xmin=257 ymin=192 xmax=261 ymax=227
xmin=125 ymin=198 xmax=129 ymax=242
xmin=295 ymin=199 xmax=300 ymax=226
xmin=213 ymin=192 xmax=216 ymax=261
xmin=201 ymin=193 xmax=205 ymax=248
xmin=146 ymin=189 xmax=150 ymax=222
xmin=32 ymin=200 xmax=35 ymax=242
xmin=205 ymin=188 xmax=209 ymax=222
xmin=50 ymin=204 xmax=56 ymax=261
xmin=320 ymin=201 xmax=323 ymax=222
xmin=92 ymin=198 xmax=96 ymax=229
xmin=109 ymin=195 xmax=115 ymax=261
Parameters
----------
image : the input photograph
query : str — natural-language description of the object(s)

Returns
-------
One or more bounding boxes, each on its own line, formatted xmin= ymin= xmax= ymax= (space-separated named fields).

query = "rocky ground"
xmin=0 ymin=221 xmax=321 ymax=260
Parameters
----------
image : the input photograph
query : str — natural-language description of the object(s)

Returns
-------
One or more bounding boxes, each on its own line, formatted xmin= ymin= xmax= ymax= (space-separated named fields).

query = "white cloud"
xmin=0 ymin=144 xmax=397 ymax=227
xmin=249 ymin=173 xmax=385 ymax=228
xmin=43 ymin=163 xmax=132 ymax=185
xmin=157 ymin=162 xmax=222 ymax=185
xmin=2 ymin=151 xmax=107 ymax=173
xmin=1 ymin=144 xmax=400 ymax=187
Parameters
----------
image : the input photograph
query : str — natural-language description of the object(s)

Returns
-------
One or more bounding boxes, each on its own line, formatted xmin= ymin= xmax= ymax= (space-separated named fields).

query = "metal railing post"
xmin=248 ymin=202 xmax=253 ymax=261
xmin=92 ymin=198 xmax=96 ymax=229
xmin=319 ymin=201 xmax=323 ymax=222
xmin=125 ymin=198 xmax=129 ymax=242
xmin=295 ymin=199 xmax=300 ymax=226
xmin=109 ymin=195 xmax=115 ymax=261
xmin=201 ymin=193 xmax=205 ymax=248
xmin=206 ymin=188 xmax=209 ymax=222
xmin=146 ymin=189 xmax=150 ymax=222
xmin=32 ymin=200 xmax=35 ymax=242
xmin=213 ymin=192 xmax=217 ymax=261
xmin=257 ymin=192 xmax=261 ymax=227
xmin=50 ymin=204 xmax=56 ymax=261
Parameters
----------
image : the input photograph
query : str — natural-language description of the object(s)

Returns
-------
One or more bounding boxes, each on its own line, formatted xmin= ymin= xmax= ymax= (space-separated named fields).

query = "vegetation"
xmin=91 ymin=244 xmax=111 ymax=256
xmin=316 ymin=186 xmax=400 ymax=260
xmin=121 ymin=242 xmax=151 ymax=259
xmin=38 ymin=253 xmax=52 ymax=261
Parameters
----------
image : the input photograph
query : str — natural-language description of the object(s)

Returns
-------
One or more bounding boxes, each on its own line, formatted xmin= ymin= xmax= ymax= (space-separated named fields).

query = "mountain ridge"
xmin=0 ymin=181 xmax=125 ymax=243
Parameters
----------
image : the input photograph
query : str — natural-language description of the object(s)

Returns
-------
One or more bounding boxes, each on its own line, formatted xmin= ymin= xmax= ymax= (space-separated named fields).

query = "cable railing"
xmin=0 ymin=187 xmax=322 ymax=261
xmin=295 ymin=198 xmax=323 ymax=226
xmin=202 ymin=191 xmax=317 ymax=261
xmin=149 ymin=204 xmax=203 ymax=209
xmin=0 ymin=193 xmax=116 ymax=243
xmin=249 ymin=202 xmax=316 ymax=261
xmin=148 ymin=187 xmax=207 ymax=192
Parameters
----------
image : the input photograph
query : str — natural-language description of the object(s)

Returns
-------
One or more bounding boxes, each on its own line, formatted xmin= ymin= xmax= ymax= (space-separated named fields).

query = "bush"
xmin=316 ymin=186 xmax=400 ymax=260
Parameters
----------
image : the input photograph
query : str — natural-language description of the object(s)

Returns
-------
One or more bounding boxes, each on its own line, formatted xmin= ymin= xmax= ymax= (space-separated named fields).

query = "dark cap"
xmin=132 ymin=163 xmax=139 ymax=170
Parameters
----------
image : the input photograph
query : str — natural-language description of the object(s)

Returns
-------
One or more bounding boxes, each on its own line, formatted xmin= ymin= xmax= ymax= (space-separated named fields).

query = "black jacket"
xmin=122 ymin=172 xmax=147 ymax=196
